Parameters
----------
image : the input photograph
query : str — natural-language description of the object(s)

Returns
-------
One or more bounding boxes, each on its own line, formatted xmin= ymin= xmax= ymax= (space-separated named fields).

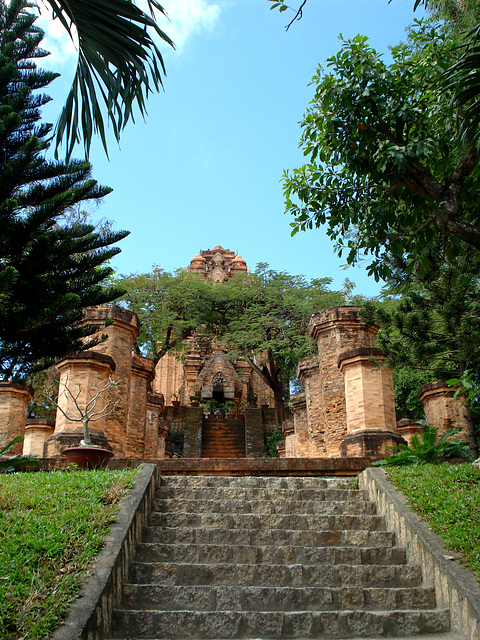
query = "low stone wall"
xmin=52 ymin=463 xmax=159 ymax=640
xmin=359 ymin=467 xmax=480 ymax=640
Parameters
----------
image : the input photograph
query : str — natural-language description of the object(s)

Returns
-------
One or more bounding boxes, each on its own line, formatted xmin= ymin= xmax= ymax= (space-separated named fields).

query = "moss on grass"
xmin=387 ymin=463 xmax=480 ymax=580
xmin=0 ymin=467 xmax=137 ymax=640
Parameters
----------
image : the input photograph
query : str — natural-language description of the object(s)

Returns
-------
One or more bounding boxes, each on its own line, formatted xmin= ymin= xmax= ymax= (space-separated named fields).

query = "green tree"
xmin=217 ymin=264 xmax=346 ymax=425
xmin=362 ymin=250 xmax=480 ymax=457
xmin=117 ymin=264 xmax=347 ymax=425
xmin=283 ymin=19 xmax=480 ymax=280
xmin=39 ymin=0 xmax=173 ymax=159
xmin=116 ymin=268 xmax=222 ymax=365
xmin=0 ymin=0 xmax=127 ymax=380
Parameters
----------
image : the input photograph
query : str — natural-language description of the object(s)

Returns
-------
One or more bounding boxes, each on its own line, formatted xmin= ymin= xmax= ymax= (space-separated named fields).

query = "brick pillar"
xmin=183 ymin=407 xmax=203 ymax=457
xmin=418 ymin=381 xmax=470 ymax=444
xmin=44 ymin=351 xmax=115 ymax=457
xmin=183 ymin=342 xmax=203 ymax=404
xmin=23 ymin=419 xmax=55 ymax=457
xmin=145 ymin=393 xmax=164 ymax=458
xmin=126 ymin=355 xmax=155 ymax=458
xmin=82 ymin=305 xmax=140 ymax=456
xmin=338 ymin=348 xmax=405 ymax=460
xmin=282 ymin=417 xmax=295 ymax=457
xmin=309 ymin=306 xmax=379 ymax=457
xmin=0 ymin=382 xmax=33 ymax=456
xmin=396 ymin=418 xmax=424 ymax=445
xmin=245 ymin=407 xmax=265 ymax=457
xmin=297 ymin=356 xmax=326 ymax=456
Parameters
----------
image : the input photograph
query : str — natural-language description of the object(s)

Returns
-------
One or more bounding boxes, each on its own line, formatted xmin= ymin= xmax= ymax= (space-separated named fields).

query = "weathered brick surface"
xmin=83 ymin=306 xmax=139 ymax=456
xmin=44 ymin=352 xmax=115 ymax=456
xmin=23 ymin=419 xmax=54 ymax=457
xmin=309 ymin=307 xmax=379 ymax=457
xmin=338 ymin=349 xmax=396 ymax=435
xmin=245 ymin=408 xmax=265 ymax=458
xmin=126 ymin=355 xmax=155 ymax=458
xmin=145 ymin=393 xmax=165 ymax=458
xmin=297 ymin=357 xmax=326 ymax=456
xmin=396 ymin=418 xmax=424 ymax=445
xmin=183 ymin=407 xmax=203 ymax=458
xmin=419 ymin=381 xmax=470 ymax=443
xmin=0 ymin=382 xmax=33 ymax=456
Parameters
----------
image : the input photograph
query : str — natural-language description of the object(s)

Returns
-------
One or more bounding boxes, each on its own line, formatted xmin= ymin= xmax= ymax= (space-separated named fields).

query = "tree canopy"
xmin=283 ymin=18 xmax=480 ymax=280
xmin=117 ymin=264 xmax=349 ymax=424
xmin=0 ymin=0 xmax=128 ymax=380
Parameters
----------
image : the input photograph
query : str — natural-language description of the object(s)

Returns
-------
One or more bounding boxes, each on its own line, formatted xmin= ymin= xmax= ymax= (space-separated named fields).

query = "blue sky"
xmin=39 ymin=0 xmax=425 ymax=297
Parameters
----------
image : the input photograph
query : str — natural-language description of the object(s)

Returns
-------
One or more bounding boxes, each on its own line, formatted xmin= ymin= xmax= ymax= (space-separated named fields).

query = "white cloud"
xmin=35 ymin=0 xmax=222 ymax=69
xmin=161 ymin=0 xmax=221 ymax=53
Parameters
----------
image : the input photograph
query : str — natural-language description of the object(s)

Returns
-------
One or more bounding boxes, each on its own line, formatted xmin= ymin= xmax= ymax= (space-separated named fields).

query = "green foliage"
xmin=0 ymin=468 xmax=137 ymax=639
xmin=373 ymin=425 xmax=471 ymax=466
xmin=265 ymin=427 xmax=284 ymax=458
xmin=0 ymin=434 xmax=39 ymax=473
xmin=0 ymin=0 xmax=128 ymax=381
xmin=42 ymin=0 xmax=174 ymax=160
xmin=283 ymin=18 xmax=480 ymax=280
xmin=387 ymin=463 xmax=480 ymax=579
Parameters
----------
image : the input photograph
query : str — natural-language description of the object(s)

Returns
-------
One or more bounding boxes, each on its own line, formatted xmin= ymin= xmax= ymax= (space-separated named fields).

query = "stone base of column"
xmin=23 ymin=419 xmax=55 ymax=457
xmin=183 ymin=407 xmax=203 ymax=458
xmin=44 ymin=429 xmax=111 ymax=457
xmin=339 ymin=429 xmax=406 ymax=460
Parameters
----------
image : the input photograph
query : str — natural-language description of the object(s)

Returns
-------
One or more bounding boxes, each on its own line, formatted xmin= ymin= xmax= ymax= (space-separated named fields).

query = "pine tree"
xmin=0 ymin=0 xmax=128 ymax=380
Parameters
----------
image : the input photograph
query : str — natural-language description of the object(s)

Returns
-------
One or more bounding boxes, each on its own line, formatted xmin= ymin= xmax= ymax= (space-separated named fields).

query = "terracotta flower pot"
xmin=172 ymin=400 xmax=181 ymax=407
xmin=63 ymin=446 xmax=114 ymax=470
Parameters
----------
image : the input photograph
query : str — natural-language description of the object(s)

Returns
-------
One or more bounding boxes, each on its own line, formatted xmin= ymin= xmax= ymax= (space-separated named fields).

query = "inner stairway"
xmin=107 ymin=475 xmax=451 ymax=639
xmin=201 ymin=418 xmax=246 ymax=458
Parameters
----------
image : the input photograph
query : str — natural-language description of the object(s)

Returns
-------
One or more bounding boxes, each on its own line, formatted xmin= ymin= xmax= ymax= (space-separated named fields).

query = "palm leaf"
xmin=42 ymin=0 xmax=174 ymax=159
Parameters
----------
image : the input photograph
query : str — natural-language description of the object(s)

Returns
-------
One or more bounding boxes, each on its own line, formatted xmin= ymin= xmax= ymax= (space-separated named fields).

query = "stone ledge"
xmin=359 ymin=467 xmax=480 ymax=640
xmin=52 ymin=463 xmax=159 ymax=640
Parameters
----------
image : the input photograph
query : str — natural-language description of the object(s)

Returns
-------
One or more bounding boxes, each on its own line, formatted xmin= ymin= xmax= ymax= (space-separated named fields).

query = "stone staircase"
xmin=107 ymin=475 xmax=451 ymax=639
xmin=201 ymin=419 xmax=246 ymax=458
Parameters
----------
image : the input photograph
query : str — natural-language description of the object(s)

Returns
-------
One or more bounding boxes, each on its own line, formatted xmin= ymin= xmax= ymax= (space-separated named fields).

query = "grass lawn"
xmin=0 ymin=467 xmax=138 ymax=640
xmin=386 ymin=463 xmax=480 ymax=580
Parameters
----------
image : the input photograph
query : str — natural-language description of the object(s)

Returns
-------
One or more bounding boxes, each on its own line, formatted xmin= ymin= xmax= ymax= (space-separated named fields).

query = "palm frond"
xmin=43 ymin=0 xmax=174 ymax=160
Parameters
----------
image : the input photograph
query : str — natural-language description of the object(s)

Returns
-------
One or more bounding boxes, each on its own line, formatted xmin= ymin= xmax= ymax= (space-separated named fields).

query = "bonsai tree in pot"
xmin=44 ymin=375 xmax=119 ymax=468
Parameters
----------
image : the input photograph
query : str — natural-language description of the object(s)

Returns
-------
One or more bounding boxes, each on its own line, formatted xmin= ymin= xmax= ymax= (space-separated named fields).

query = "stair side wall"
xmin=360 ymin=467 xmax=480 ymax=640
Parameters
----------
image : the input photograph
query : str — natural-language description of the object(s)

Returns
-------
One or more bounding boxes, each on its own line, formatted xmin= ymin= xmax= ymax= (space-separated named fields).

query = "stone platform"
xmin=36 ymin=456 xmax=371 ymax=476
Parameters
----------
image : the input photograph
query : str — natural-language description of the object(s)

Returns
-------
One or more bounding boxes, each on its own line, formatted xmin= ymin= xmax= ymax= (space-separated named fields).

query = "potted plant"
xmin=259 ymin=396 xmax=269 ymax=409
xmin=247 ymin=390 xmax=258 ymax=407
xmin=207 ymin=398 xmax=218 ymax=417
xmin=189 ymin=392 xmax=203 ymax=407
xmin=216 ymin=402 xmax=226 ymax=419
xmin=225 ymin=400 xmax=236 ymax=418
xmin=171 ymin=392 xmax=181 ymax=407
xmin=44 ymin=376 xmax=118 ymax=469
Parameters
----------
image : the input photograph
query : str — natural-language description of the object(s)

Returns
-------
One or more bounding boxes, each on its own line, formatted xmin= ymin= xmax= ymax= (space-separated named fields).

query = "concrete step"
xmin=121 ymin=584 xmax=436 ymax=611
xmin=156 ymin=486 xmax=364 ymax=502
xmin=159 ymin=475 xmax=356 ymax=489
xmin=110 ymin=608 xmax=450 ymax=639
xmin=129 ymin=562 xmax=423 ymax=587
xmin=152 ymin=497 xmax=378 ymax=515
xmin=134 ymin=542 xmax=407 ymax=565
xmin=142 ymin=526 xmax=397 ymax=548
xmin=148 ymin=511 xmax=387 ymax=531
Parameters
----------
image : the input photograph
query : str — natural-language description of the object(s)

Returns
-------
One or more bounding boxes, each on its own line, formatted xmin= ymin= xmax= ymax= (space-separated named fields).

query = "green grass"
xmin=386 ymin=463 xmax=480 ymax=580
xmin=0 ymin=467 xmax=137 ymax=640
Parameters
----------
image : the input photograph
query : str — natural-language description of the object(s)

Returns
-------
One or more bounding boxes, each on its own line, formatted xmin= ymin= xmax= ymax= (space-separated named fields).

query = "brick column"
xmin=282 ymin=417 xmax=295 ymax=457
xmin=418 ymin=381 xmax=470 ymax=443
xmin=126 ymin=355 xmax=155 ymax=458
xmin=396 ymin=418 xmax=424 ymax=445
xmin=183 ymin=407 xmax=203 ymax=457
xmin=44 ymin=351 xmax=115 ymax=457
xmin=0 ymin=382 xmax=33 ymax=456
xmin=183 ymin=343 xmax=203 ymax=404
xmin=297 ymin=356 xmax=326 ymax=456
xmin=23 ymin=419 xmax=55 ymax=457
xmin=309 ymin=306 xmax=379 ymax=457
xmin=338 ymin=348 xmax=405 ymax=460
xmin=145 ymin=393 xmax=164 ymax=458
xmin=245 ymin=407 xmax=265 ymax=458
xmin=82 ymin=305 xmax=140 ymax=456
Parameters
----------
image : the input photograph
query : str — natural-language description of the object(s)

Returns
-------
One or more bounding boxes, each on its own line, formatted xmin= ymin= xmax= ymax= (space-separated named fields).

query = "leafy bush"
xmin=265 ymin=428 xmax=284 ymax=458
xmin=0 ymin=435 xmax=39 ymax=473
xmin=373 ymin=425 xmax=471 ymax=466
